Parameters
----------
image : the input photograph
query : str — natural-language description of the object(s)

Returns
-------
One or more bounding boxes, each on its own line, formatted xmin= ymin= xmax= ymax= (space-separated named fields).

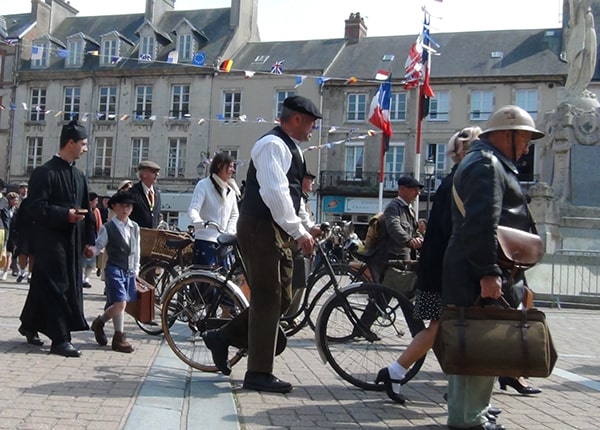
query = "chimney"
xmin=344 ymin=12 xmax=367 ymax=44
xmin=145 ymin=0 xmax=175 ymax=24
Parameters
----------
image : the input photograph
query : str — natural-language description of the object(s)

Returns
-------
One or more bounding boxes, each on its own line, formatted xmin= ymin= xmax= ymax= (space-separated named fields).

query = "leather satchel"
xmin=125 ymin=277 xmax=155 ymax=324
xmin=434 ymin=301 xmax=558 ymax=378
xmin=497 ymin=225 xmax=544 ymax=270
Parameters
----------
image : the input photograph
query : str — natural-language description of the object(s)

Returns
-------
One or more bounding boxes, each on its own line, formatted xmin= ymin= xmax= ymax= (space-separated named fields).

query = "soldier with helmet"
xmin=442 ymin=105 xmax=545 ymax=430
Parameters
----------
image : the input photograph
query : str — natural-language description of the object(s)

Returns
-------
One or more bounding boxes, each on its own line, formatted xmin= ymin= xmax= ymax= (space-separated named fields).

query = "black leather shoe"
xmin=448 ymin=423 xmax=505 ymax=430
xmin=50 ymin=341 xmax=81 ymax=357
xmin=487 ymin=406 xmax=502 ymax=416
xmin=375 ymin=367 xmax=407 ymax=404
xmin=82 ymin=281 xmax=92 ymax=289
xmin=485 ymin=413 xmax=496 ymax=423
xmin=243 ymin=371 xmax=292 ymax=393
xmin=18 ymin=326 xmax=44 ymax=346
xmin=203 ymin=330 xmax=231 ymax=375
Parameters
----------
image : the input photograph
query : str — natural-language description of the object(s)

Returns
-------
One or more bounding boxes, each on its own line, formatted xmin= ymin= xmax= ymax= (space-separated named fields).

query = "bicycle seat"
xmin=217 ymin=233 xmax=237 ymax=247
xmin=165 ymin=238 xmax=193 ymax=250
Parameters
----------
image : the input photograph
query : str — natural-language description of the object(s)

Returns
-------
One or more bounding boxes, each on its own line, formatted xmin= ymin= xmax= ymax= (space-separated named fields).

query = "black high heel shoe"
xmin=375 ymin=368 xmax=407 ymax=404
xmin=498 ymin=376 xmax=541 ymax=395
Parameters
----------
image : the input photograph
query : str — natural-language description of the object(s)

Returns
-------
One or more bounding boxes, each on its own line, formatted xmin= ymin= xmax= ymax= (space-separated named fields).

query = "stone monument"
xmin=537 ymin=0 xmax=600 ymax=251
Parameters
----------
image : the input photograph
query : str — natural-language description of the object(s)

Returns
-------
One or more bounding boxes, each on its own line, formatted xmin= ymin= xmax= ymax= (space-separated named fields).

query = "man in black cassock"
xmin=18 ymin=119 xmax=96 ymax=357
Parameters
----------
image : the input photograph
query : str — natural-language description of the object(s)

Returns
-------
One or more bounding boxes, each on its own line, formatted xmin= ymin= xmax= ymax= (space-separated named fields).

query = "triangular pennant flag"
xmin=294 ymin=75 xmax=306 ymax=88
xmin=270 ymin=60 xmax=284 ymax=74
xmin=167 ymin=50 xmax=179 ymax=64
xmin=375 ymin=70 xmax=390 ymax=81
xmin=244 ymin=70 xmax=255 ymax=79
xmin=192 ymin=52 xmax=206 ymax=66
xmin=317 ymin=77 xmax=332 ymax=85
xmin=345 ymin=76 xmax=358 ymax=85
xmin=219 ymin=59 xmax=233 ymax=72
xmin=120 ymin=114 xmax=130 ymax=121
xmin=22 ymin=103 xmax=28 ymax=110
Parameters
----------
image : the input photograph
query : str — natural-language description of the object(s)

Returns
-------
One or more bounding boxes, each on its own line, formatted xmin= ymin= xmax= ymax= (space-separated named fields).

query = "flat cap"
xmin=304 ymin=170 xmax=316 ymax=179
xmin=138 ymin=160 xmax=161 ymax=172
xmin=398 ymin=176 xmax=424 ymax=188
xmin=19 ymin=182 xmax=28 ymax=187
xmin=61 ymin=119 xmax=87 ymax=142
xmin=88 ymin=192 xmax=98 ymax=201
xmin=283 ymin=95 xmax=322 ymax=119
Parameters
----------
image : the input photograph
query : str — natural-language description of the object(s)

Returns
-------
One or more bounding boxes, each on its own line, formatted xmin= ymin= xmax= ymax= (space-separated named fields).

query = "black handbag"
xmin=434 ymin=299 xmax=558 ymax=377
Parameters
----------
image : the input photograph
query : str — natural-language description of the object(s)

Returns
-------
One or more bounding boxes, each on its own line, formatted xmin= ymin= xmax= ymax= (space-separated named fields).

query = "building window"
xmin=470 ymin=90 xmax=494 ymax=121
xmin=218 ymin=148 xmax=238 ymax=160
xmin=384 ymin=145 xmax=405 ymax=189
xmin=515 ymin=89 xmax=539 ymax=120
xmin=170 ymin=84 xmax=190 ymax=119
xmin=94 ymin=137 xmax=113 ymax=177
xmin=178 ymin=33 xmax=192 ymax=62
xmin=26 ymin=137 xmax=44 ymax=173
xmin=100 ymin=39 xmax=118 ymax=66
xmin=390 ymin=92 xmax=407 ymax=121
xmin=66 ymin=40 xmax=82 ymax=67
xmin=139 ymin=35 xmax=155 ymax=62
xmin=131 ymin=137 xmax=150 ymax=176
xmin=31 ymin=43 xmax=48 ymax=68
xmin=167 ymin=138 xmax=187 ymax=178
xmin=63 ymin=87 xmax=81 ymax=121
xmin=135 ymin=85 xmax=153 ymax=120
xmin=347 ymin=93 xmax=367 ymax=121
xmin=344 ymin=144 xmax=364 ymax=179
xmin=429 ymin=90 xmax=449 ymax=121
xmin=97 ymin=86 xmax=117 ymax=120
xmin=223 ymin=91 xmax=241 ymax=121
xmin=275 ymin=90 xmax=295 ymax=118
xmin=30 ymin=88 xmax=46 ymax=121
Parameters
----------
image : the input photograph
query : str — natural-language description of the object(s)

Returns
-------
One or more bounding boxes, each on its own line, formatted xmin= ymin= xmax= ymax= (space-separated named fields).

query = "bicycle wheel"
xmin=305 ymin=263 xmax=370 ymax=331
xmin=316 ymin=282 xmax=425 ymax=391
xmin=136 ymin=260 xmax=179 ymax=335
xmin=161 ymin=272 xmax=248 ymax=371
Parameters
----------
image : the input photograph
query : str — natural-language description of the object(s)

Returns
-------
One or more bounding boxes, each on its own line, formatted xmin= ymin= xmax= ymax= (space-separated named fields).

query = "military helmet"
xmin=480 ymin=105 xmax=545 ymax=140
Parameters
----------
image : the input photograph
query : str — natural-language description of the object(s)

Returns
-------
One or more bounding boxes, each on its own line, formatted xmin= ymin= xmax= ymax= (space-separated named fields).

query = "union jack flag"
xmin=270 ymin=59 xmax=284 ymax=74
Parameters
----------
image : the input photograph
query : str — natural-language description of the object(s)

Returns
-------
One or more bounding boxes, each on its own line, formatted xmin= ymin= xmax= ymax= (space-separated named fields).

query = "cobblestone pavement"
xmin=1 ymin=273 xmax=599 ymax=429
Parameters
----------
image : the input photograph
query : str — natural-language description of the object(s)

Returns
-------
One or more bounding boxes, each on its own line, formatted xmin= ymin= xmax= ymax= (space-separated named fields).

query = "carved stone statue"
xmin=563 ymin=0 xmax=597 ymax=103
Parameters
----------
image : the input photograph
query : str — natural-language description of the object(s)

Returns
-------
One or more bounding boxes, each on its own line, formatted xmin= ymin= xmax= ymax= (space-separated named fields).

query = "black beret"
xmin=283 ymin=95 xmax=322 ymax=119
xmin=397 ymin=176 xmax=424 ymax=188
xmin=61 ymin=119 xmax=87 ymax=142
xmin=108 ymin=191 xmax=137 ymax=208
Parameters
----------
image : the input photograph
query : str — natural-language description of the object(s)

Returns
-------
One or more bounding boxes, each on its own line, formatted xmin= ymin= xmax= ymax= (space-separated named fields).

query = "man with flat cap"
xmin=19 ymin=119 xmax=96 ymax=357
xmin=204 ymin=95 xmax=322 ymax=393
xmin=129 ymin=160 xmax=161 ymax=229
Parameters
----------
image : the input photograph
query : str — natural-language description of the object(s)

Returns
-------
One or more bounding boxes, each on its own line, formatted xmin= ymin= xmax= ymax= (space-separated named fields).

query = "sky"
xmin=2 ymin=0 xmax=565 ymax=41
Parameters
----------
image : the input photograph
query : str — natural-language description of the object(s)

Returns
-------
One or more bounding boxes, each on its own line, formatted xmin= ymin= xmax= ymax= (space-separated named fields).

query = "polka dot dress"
xmin=413 ymin=289 xmax=443 ymax=320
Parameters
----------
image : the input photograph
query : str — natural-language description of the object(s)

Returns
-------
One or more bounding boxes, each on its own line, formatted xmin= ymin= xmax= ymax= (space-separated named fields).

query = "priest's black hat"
xmin=61 ymin=119 xmax=87 ymax=142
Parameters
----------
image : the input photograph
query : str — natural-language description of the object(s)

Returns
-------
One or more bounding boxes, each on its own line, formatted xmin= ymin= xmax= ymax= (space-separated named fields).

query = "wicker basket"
xmin=140 ymin=227 xmax=193 ymax=264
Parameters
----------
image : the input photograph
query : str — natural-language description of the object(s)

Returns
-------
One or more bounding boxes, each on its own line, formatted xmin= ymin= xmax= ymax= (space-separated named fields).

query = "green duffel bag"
xmin=381 ymin=266 xmax=417 ymax=299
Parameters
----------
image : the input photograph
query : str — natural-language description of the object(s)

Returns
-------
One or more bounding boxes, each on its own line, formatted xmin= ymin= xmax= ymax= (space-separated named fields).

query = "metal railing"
xmin=550 ymin=249 xmax=600 ymax=308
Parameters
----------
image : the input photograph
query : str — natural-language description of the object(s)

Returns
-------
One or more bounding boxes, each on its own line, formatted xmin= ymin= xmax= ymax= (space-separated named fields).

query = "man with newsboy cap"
xmin=129 ymin=160 xmax=161 ymax=229
xmin=204 ymin=95 xmax=322 ymax=393
xmin=19 ymin=119 xmax=96 ymax=357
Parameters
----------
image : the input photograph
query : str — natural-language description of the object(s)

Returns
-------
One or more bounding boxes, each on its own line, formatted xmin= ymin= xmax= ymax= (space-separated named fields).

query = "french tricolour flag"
xmin=368 ymin=80 xmax=392 ymax=137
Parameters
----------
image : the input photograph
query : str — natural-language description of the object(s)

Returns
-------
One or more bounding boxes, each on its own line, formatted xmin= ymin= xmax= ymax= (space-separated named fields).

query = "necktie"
xmin=148 ymin=189 xmax=154 ymax=209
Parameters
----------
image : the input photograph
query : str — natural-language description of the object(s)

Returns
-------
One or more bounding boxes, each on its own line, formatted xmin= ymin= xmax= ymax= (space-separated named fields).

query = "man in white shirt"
xmin=204 ymin=96 xmax=321 ymax=393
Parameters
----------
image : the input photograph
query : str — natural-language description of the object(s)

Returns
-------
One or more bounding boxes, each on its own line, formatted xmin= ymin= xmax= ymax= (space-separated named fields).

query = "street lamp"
xmin=423 ymin=159 xmax=436 ymax=220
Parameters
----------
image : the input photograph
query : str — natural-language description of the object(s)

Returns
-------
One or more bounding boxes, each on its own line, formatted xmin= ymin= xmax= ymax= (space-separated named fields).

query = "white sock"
xmin=388 ymin=361 xmax=407 ymax=394
xmin=113 ymin=312 xmax=125 ymax=333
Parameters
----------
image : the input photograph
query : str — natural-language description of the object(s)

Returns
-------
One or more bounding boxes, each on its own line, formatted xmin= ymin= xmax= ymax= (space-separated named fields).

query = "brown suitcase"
xmin=125 ymin=278 xmax=155 ymax=324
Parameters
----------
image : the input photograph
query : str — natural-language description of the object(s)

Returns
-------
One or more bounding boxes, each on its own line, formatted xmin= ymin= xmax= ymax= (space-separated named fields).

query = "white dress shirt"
xmin=92 ymin=217 xmax=141 ymax=275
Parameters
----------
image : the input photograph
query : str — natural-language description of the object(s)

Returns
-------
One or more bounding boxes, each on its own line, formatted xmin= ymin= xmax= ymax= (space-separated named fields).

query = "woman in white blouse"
xmin=188 ymin=153 xmax=240 ymax=267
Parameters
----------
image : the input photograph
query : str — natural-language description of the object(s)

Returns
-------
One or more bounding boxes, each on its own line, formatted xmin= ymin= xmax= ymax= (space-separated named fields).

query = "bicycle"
xmin=136 ymin=235 xmax=194 ymax=335
xmin=160 ymin=222 xmax=425 ymax=391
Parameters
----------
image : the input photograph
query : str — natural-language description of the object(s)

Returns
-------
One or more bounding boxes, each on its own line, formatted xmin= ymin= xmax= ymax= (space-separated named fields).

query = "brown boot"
xmin=91 ymin=316 xmax=107 ymax=346
xmin=112 ymin=331 xmax=134 ymax=353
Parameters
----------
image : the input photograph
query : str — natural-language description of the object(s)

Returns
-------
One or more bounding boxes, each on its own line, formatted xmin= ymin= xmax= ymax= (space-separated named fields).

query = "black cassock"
xmin=20 ymin=156 xmax=95 ymax=342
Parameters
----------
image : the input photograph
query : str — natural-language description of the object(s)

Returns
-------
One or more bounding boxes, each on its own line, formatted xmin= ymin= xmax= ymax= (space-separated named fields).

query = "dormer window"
xmin=66 ymin=39 xmax=83 ymax=67
xmin=139 ymin=35 xmax=155 ymax=62
xmin=178 ymin=33 xmax=193 ymax=62
xmin=31 ymin=42 xmax=49 ymax=69
xmin=101 ymin=39 xmax=119 ymax=66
